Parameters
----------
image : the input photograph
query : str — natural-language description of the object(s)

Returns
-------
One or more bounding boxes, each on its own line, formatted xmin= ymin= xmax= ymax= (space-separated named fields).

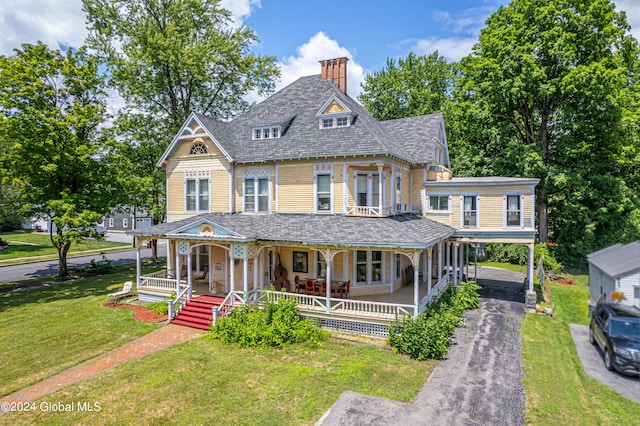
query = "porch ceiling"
xmin=128 ymin=213 xmax=455 ymax=250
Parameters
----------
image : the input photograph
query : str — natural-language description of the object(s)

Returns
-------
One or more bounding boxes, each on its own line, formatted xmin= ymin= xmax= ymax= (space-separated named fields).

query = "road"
xmin=0 ymin=233 xmax=167 ymax=284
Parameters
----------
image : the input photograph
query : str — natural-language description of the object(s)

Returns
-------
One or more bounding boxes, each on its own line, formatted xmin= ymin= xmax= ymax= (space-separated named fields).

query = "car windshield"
xmin=610 ymin=319 xmax=640 ymax=339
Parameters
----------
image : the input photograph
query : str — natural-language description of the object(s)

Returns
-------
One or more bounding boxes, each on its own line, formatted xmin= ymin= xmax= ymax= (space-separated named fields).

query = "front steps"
xmin=170 ymin=295 xmax=225 ymax=330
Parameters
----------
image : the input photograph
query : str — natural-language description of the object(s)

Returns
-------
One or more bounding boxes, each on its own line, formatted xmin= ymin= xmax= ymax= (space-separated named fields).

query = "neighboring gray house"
xmin=101 ymin=208 xmax=152 ymax=232
xmin=587 ymin=241 xmax=640 ymax=308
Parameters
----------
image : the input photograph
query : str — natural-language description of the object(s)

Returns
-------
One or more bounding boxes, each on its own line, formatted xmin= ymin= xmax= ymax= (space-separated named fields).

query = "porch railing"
xmin=346 ymin=205 xmax=391 ymax=217
xmin=168 ymin=284 xmax=190 ymax=320
xmin=139 ymin=270 xmax=185 ymax=291
xmin=418 ymin=274 xmax=450 ymax=314
xmin=257 ymin=290 xmax=413 ymax=319
xmin=211 ymin=291 xmax=247 ymax=325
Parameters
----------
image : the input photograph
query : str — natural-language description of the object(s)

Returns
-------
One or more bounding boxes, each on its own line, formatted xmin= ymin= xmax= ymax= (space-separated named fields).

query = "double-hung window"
xmin=316 ymin=174 xmax=331 ymax=212
xmin=186 ymin=178 xmax=209 ymax=212
xmin=506 ymin=195 xmax=522 ymax=227
xmin=356 ymin=250 xmax=383 ymax=284
xmin=462 ymin=195 xmax=478 ymax=227
xmin=355 ymin=172 xmax=380 ymax=207
xmin=244 ymin=178 xmax=269 ymax=212
xmin=316 ymin=252 xmax=327 ymax=279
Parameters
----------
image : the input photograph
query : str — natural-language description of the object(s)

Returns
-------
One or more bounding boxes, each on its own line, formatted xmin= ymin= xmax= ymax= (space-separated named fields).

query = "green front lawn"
xmin=0 ymin=231 xmax=129 ymax=264
xmin=0 ymin=270 xmax=161 ymax=397
xmin=522 ymin=282 xmax=640 ymax=425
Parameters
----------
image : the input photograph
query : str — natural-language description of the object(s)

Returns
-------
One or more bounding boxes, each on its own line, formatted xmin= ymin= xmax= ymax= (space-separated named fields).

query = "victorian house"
xmin=129 ymin=58 xmax=538 ymax=334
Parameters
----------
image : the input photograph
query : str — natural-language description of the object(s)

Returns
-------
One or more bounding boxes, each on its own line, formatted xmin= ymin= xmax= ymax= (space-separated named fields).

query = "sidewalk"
xmin=0 ymin=325 xmax=204 ymax=411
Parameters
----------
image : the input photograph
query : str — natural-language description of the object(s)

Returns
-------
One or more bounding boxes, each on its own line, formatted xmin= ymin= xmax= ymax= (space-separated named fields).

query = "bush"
xmin=147 ymin=301 xmax=169 ymax=315
xmin=389 ymin=281 xmax=481 ymax=360
xmin=484 ymin=243 xmax=562 ymax=272
xmin=210 ymin=296 xmax=329 ymax=348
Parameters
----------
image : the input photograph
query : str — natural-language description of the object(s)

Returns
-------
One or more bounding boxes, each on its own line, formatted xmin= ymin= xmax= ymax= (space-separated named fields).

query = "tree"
xmin=82 ymin=0 xmax=280 ymax=258
xmin=358 ymin=51 xmax=453 ymax=120
xmin=0 ymin=43 xmax=116 ymax=278
xmin=455 ymin=0 xmax=640 ymax=263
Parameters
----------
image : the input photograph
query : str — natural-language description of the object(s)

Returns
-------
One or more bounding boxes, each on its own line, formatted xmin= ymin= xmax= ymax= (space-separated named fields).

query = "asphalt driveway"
xmin=317 ymin=267 xmax=527 ymax=425
xmin=570 ymin=324 xmax=640 ymax=402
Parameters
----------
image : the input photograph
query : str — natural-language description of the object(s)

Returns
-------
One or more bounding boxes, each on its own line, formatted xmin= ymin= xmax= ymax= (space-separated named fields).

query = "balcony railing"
xmin=346 ymin=205 xmax=391 ymax=217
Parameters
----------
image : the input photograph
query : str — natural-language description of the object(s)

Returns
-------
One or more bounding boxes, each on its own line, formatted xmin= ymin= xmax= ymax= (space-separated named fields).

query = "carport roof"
xmin=587 ymin=240 xmax=640 ymax=278
xmin=128 ymin=213 xmax=455 ymax=250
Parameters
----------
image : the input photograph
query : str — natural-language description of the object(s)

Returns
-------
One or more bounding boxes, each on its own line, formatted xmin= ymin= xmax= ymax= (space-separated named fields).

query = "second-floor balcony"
xmin=346 ymin=205 xmax=392 ymax=217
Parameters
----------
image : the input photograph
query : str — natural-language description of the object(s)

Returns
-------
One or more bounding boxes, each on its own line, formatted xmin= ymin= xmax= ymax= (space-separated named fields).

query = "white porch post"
xmin=135 ymin=237 xmax=141 ymax=288
xmin=208 ymin=248 xmax=213 ymax=293
xmin=458 ymin=243 xmax=464 ymax=283
xmin=229 ymin=253 xmax=235 ymax=292
xmin=445 ymin=241 xmax=450 ymax=281
xmin=427 ymin=247 xmax=433 ymax=296
xmin=259 ymin=250 xmax=265 ymax=291
xmin=437 ymin=242 xmax=443 ymax=281
xmin=243 ymin=258 xmax=249 ymax=296
xmin=453 ymin=242 xmax=458 ymax=287
xmin=376 ymin=163 xmax=384 ymax=214
xmin=319 ymin=249 xmax=341 ymax=313
xmin=527 ymin=243 xmax=534 ymax=292
xmin=253 ymin=256 xmax=258 ymax=296
xmin=413 ymin=252 xmax=421 ymax=316
xmin=187 ymin=243 xmax=192 ymax=299
xmin=175 ymin=242 xmax=180 ymax=295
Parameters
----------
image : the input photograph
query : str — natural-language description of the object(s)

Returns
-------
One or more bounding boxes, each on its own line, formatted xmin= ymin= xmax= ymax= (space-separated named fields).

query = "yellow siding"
xmin=410 ymin=167 xmax=424 ymax=210
xmin=333 ymin=164 xmax=344 ymax=213
xmin=278 ymin=161 xmax=315 ymax=213
xmin=479 ymin=194 xmax=503 ymax=228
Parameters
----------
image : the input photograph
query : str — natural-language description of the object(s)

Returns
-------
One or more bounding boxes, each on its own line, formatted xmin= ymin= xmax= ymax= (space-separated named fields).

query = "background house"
xmin=587 ymin=240 xmax=640 ymax=308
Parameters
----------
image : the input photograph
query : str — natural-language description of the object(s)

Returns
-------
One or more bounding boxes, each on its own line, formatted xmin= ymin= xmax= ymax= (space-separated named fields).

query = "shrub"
xmin=389 ymin=281 xmax=481 ymax=360
xmin=485 ymin=243 xmax=562 ymax=272
xmin=147 ymin=301 xmax=169 ymax=315
xmin=210 ymin=296 xmax=329 ymax=348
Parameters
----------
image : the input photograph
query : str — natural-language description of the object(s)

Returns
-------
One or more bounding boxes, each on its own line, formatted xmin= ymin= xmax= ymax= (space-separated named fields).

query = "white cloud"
xmin=0 ymin=0 xmax=87 ymax=55
xmin=613 ymin=0 xmax=640 ymax=41
xmin=219 ymin=0 xmax=261 ymax=28
xmin=411 ymin=37 xmax=478 ymax=62
xmin=277 ymin=32 xmax=366 ymax=99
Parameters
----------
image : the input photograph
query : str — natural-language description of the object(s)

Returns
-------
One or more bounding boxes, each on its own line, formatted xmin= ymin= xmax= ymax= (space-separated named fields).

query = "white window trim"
xmin=503 ymin=193 xmax=524 ymax=228
xmin=252 ymin=125 xmax=282 ymax=140
xmin=122 ymin=218 xmax=128 ymax=228
xmin=243 ymin=177 xmax=270 ymax=213
xmin=460 ymin=194 xmax=480 ymax=228
xmin=184 ymin=170 xmax=211 ymax=213
xmin=353 ymin=250 xmax=385 ymax=286
xmin=319 ymin=114 xmax=353 ymax=129
xmin=427 ymin=193 xmax=452 ymax=213
xmin=108 ymin=218 xmax=114 ymax=227
xmin=314 ymin=163 xmax=334 ymax=213
xmin=354 ymin=171 xmax=382 ymax=208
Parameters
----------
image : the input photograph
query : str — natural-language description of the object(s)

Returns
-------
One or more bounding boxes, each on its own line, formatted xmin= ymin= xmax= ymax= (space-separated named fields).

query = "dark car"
xmin=589 ymin=299 xmax=640 ymax=376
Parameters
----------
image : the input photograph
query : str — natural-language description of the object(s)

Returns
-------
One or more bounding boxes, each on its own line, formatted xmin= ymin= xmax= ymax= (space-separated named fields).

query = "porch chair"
xmin=305 ymin=279 xmax=316 ymax=295
xmin=321 ymin=281 xmax=336 ymax=298
xmin=294 ymin=275 xmax=305 ymax=293
xmin=195 ymin=266 xmax=208 ymax=285
xmin=108 ymin=281 xmax=135 ymax=303
xmin=336 ymin=280 xmax=350 ymax=299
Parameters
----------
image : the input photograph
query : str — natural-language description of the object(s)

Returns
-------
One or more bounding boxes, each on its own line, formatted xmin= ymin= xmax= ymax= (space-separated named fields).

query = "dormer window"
xmin=253 ymin=125 xmax=282 ymax=140
xmin=189 ymin=143 xmax=208 ymax=155
xmin=317 ymin=95 xmax=354 ymax=129
xmin=322 ymin=118 xmax=333 ymax=128
xmin=319 ymin=115 xmax=353 ymax=129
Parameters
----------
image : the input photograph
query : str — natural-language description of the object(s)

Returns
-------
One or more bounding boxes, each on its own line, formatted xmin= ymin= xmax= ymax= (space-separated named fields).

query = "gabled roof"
xmin=587 ymin=240 xmax=640 ymax=278
xmin=129 ymin=213 xmax=455 ymax=249
xmin=160 ymin=75 xmax=446 ymax=166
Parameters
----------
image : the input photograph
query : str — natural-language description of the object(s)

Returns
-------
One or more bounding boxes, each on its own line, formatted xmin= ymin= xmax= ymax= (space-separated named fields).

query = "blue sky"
xmin=1 ymin=0 xmax=639 ymax=102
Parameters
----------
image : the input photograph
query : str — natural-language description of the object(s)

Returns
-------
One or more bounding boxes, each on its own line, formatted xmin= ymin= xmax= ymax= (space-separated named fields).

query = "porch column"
xmin=259 ymin=250 xmax=264 ymax=291
xmin=412 ymin=250 xmax=421 ymax=316
xmin=453 ymin=242 xmax=458 ymax=287
xmin=438 ymin=241 xmax=443 ymax=282
xmin=243 ymin=258 xmax=249 ymax=296
xmin=175 ymin=242 xmax=180 ymax=295
xmin=527 ymin=243 xmax=534 ymax=292
xmin=458 ymin=243 xmax=464 ymax=284
xmin=376 ymin=163 xmax=384 ymax=214
xmin=135 ymin=238 xmax=141 ymax=288
xmin=187 ymin=243 xmax=192 ymax=299
xmin=229 ymin=253 xmax=235 ymax=293
xmin=427 ymin=247 xmax=433 ymax=296
xmin=445 ymin=241 xmax=450 ymax=281
xmin=318 ymin=249 xmax=341 ymax=313
xmin=208 ymin=248 xmax=213 ymax=293
xmin=253 ymin=256 xmax=259 ymax=297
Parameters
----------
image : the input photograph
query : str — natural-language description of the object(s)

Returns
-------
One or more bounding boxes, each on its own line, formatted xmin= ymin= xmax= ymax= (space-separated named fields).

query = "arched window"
xmin=189 ymin=143 xmax=208 ymax=155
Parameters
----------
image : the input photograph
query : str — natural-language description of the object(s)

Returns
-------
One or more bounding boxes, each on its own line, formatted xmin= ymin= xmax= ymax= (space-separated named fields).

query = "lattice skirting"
xmin=303 ymin=316 xmax=390 ymax=337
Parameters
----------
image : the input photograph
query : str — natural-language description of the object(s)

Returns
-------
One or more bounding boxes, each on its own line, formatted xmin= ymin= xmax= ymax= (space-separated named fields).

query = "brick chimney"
xmin=320 ymin=57 xmax=348 ymax=93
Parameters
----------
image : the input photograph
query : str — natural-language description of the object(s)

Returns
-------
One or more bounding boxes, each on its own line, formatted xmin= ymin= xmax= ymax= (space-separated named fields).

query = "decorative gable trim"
xmin=316 ymin=95 xmax=352 ymax=117
xmin=156 ymin=112 xmax=233 ymax=167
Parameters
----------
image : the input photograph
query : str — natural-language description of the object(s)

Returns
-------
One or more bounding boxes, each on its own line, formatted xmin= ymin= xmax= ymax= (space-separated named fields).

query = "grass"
xmin=0 ymin=269 xmax=161 ymax=397
xmin=471 ymin=260 xmax=527 ymax=274
xmin=522 ymin=282 xmax=640 ymax=425
xmin=0 ymin=230 xmax=130 ymax=265
xmin=4 ymin=337 xmax=434 ymax=425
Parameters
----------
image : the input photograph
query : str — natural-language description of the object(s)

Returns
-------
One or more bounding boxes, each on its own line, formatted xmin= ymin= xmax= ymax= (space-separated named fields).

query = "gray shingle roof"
xmin=191 ymin=75 xmax=444 ymax=165
xmin=587 ymin=240 xmax=640 ymax=278
xmin=129 ymin=213 xmax=455 ymax=249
